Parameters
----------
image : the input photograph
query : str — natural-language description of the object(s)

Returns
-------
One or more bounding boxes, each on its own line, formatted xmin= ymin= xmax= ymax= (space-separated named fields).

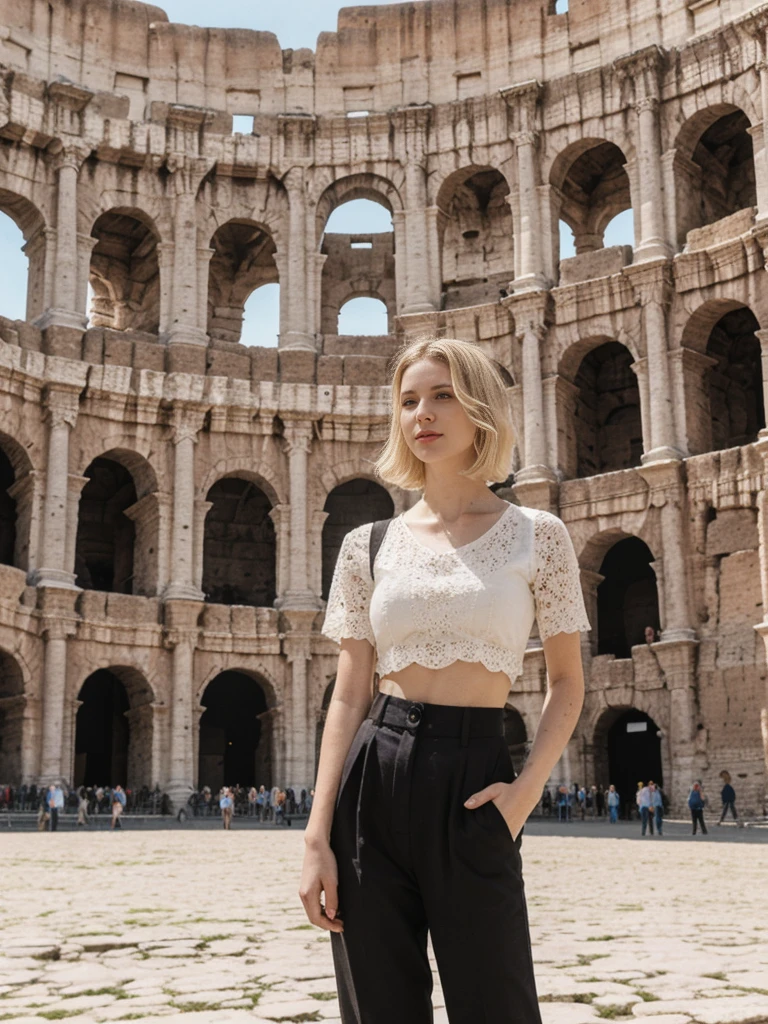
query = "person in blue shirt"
xmin=688 ymin=782 xmax=708 ymax=835
xmin=111 ymin=784 xmax=127 ymax=830
xmin=606 ymin=785 xmax=620 ymax=824
xmin=649 ymin=782 xmax=664 ymax=836
xmin=220 ymin=788 xmax=234 ymax=830
xmin=48 ymin=783 xmax=64 ymax=832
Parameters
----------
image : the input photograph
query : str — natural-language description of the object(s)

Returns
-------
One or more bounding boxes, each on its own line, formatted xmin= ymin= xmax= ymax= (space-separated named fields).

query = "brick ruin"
xmin=0 ymin=0 xmax=767 ymax=813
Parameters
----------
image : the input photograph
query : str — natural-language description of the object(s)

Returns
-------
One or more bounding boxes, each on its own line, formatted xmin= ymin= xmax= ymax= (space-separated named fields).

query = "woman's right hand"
xmin=299 ymin=836 xmax=344 ymax=933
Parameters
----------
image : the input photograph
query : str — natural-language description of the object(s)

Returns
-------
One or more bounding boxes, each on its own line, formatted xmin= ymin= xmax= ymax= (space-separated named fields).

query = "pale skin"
xmin=299 ymin=356 xmax=585 ymax=934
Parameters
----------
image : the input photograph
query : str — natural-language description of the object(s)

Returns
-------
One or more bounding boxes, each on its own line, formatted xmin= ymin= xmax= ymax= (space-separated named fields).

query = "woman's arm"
xmin=300 ymin=636 xmax=376 ymax=931
xmin=464 ymin=630 xmax=585 ymax=838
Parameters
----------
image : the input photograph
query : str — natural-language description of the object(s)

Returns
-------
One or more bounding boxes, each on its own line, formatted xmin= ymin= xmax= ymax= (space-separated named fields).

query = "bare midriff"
xmin=378 ymin=661 xmax=512 ymax=709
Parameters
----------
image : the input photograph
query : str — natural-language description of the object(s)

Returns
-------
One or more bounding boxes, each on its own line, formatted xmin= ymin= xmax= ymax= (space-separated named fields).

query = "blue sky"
xmin=0 ymin=0 xmax=633 ymax=341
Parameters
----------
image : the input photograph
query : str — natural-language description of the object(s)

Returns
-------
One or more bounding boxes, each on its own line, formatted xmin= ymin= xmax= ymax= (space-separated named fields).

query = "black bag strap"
xmin=368 ymin=518 xmax=394 ymax=581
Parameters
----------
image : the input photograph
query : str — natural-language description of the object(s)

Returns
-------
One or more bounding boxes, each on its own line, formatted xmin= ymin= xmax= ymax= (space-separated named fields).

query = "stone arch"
xmin=198 ymin=669 xmax=274 ymax=791
xmin=434 ymin=165 xmax=514 ymax=309
xmin=681 ymin=300 xmax=765 ymax=453
xmin=673 ymin=104 xmax=756 ymax=248
xmin=200 ymin=462 xmax=283 ymax=510
xmin=549 ymin=139 xmax=633 ymax=256
xmin=557 ymin=337 xmax=643 ymax=478
xmin=207 ymin=218 xmax=279 ymax=344
xmin=591 ymin=535 xmax=660 ymax=658
xmin=74 ymin=666 xmax=156 ymax=792
xmin=0 ymin=647 xmax=26 ymax=786
xmin=315 ymin=173 xmax=403 ymax=244
xmin=592 ymin=705 xmax=664 ymax=819
xmin=74 ymin=449 xmax=159 ymax=596
xmin=333 ymin=292 xmax=392 ymax=336
xmin=202 ymin=476 xmax=277 ymax=607
xmin=0 ymin=431 xmax=35 ymax=572
xmin=321 ymin=242 xmax=396 ymax=336
xmin=0 ymin=186 xmax=47 ymax=322
xmin=321 ymin=479 xmax=395 ymax=600
xmin=88 ymin=207 xmax=161 ymax=333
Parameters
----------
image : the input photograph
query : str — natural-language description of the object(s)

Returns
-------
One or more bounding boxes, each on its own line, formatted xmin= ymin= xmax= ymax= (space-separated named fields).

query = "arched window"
xmin=597 ymin=537 xmax=660 ymax=658
xmin=324 ymin=199 xmax=393 ymax=234
xmin=203 ymin=478 xmax=276 ymax=606
xmin=0 ymin=212 xmax=27 ymax=321
xmin=89 ymin=210 xmax=160 ymax=333
xmin=208 ymin=220 xmax=279 ymax=345
xmin=337 ymin=296 xmax=389 ymax=336
xmin=241 ymin=282 xmax=280 ymax=347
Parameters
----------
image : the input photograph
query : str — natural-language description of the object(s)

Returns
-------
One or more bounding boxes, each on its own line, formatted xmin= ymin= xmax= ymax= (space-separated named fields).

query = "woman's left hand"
xmin=464 ymin=774 xmax=542 ymax=841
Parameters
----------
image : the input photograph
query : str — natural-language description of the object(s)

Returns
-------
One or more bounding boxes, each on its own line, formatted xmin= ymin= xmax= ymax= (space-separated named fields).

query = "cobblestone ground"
xmin=1 ymin=829 xmax=767 ymax=1024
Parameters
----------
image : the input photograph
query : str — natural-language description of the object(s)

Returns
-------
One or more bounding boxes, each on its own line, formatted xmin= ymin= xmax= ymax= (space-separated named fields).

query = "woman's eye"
xmin=402 ymin=393 xmax=451 ymax=406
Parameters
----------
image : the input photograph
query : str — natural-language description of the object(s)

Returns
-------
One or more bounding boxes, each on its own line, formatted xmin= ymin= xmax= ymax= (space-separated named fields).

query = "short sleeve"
xmin=531 ymin=510 xmax=591 ymax=641
xmin=321 ymin=525 xmax=376 ymax=647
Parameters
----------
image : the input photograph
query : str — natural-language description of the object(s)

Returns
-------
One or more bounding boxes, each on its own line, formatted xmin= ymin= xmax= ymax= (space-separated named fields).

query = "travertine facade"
xmin=1 ymin=0 xmax=767 ymax=814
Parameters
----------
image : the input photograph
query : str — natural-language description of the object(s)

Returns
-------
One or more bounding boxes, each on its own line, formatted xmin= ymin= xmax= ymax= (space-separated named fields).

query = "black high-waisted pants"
xmin=329 ymin=692 xmax=542 ymax=1023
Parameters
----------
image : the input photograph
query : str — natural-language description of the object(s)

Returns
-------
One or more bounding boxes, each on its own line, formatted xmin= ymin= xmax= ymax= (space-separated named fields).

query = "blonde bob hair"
xmin=373 ymin=337 xmax=515 ymax=492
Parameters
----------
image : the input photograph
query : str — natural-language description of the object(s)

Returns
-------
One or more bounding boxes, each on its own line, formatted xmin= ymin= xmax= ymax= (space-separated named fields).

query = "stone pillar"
xmin=163 ymin=156 xmax=211 ymax=348
xmin=751 ymin=51 xmax=768 ymax=224
xmin=756 ymin=330 xmax=768 ymax=424
xmin=275 ymin=420 xmax=321 ymax=611
xmin=38 ymin=589 xmax=78 ymax=785
xmin=37 ymin=145 xmax=89 ymax=330
xmin=283 ymin=629 xmax=314 ymax=795
xmin=281 ymin=167 xmax=315 ymax=349
xmin=634 ymin=98 xmax=670 ymax=261
xmin=33 ymin=389 xmax=80 ymax=589
xmin=613 ymin=46 xmax=670 ymax=261
xmin=625 ymin=263 xmax=684 ymax=463
xmin=510 ymin=295 xmax=558 ymax=498
xmin=394 ymin=104 xmax=436 ymax=315
xmin=164 ymin=410 xmax=205 ymax=602
xmin=514 ymin=131 xmax=547 ymax=291
xmin=164 ymin=599 xmax=202 ymax=809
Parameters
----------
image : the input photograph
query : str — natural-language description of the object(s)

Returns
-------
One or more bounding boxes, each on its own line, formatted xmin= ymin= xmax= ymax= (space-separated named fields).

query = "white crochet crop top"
xmin=320 ymin=501 xmax=591 ymax=685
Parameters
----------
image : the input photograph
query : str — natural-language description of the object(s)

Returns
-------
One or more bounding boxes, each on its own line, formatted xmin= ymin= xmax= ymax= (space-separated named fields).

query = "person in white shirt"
xmin=637 ymin=781 xmax=653 ymax=836
xmin=300 ymin=337 xmax=591 ymax=1022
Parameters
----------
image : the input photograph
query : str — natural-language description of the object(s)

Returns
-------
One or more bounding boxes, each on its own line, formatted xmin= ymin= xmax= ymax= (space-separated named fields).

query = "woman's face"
xmin=399 ymin=358 xmax=477 ymax=466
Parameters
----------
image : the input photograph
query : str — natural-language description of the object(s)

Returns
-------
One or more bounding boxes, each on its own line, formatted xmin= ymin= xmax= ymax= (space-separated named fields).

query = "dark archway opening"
xmin=575 ymin=342 xmax=642 ymax=477
xmin=198 ymin=671 xmax=270 ymax=791
xmin=0 ymin=447 xmax=16 ymax=568
xmin=322 ymin=479 xmax=394 ymax=600
xmin=203 ymin=478 xmax=276 ymax=606
xmin=74 ymin=457 xmax=137 ymax=593
xmin=75 ymin=670 xmax=130 ymax=787
xmin=706 ymin=307 xmax=765 ymax=450
xmin=597 ymin=537 xmax=660 ymax=658
xmin=504 ymin=706 xmax=527 ymax=775
xmin=595 ymin=708 xmax=663 ymax=819
xmin=89 ymin=210 xmax=160 ymax=333
xmin=0 ymin=651 xmax=25 ymax=786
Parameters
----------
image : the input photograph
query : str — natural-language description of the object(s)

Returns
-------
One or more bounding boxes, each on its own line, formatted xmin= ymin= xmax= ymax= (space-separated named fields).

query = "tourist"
xmin=248 ymin=786 xmax=258 ymax=816
xmin=688 ymin=781 xmax=708 ymax=835
xmin=606 ymin=784 xmax=620 ymax=823
xmin=577 ymin=785 xmax=586 ymax=820
xmin=718 ymin=771 xmax=740 ymax=825
xmin=76 ymin=786 xmax=89 ymax=827
xmin=111 ymin=784 xmax=126 ymax=829
xmin=301 ymin=338 xmax=590 ymax=1020
xmin=257 ymin=785 xmax=268 ymax=822
xmin=48 ymin=782 xmax=64 ymax=832
xmin=557 ymin=784 xmax=570 ymax=822
xmin=637 ymin=780 xmax=653 ymax=836
xmin=649 ymin=782 xmax=663 ymax=836
xmin=220 ymin=787 xmax=234 ymax=830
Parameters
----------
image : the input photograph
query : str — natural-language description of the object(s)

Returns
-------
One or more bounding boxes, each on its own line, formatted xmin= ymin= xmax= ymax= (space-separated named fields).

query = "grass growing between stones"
xmin=539 ymin=993 xmax=597 ymax=1004
xmin=594 ymin=1006 xmax=637 ymax=1020
xmin=309 ymin=991 xmax=338 ymax=1000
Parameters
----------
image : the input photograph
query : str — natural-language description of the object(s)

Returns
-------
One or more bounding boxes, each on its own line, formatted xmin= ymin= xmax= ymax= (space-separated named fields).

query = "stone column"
xmin=38 ymin=145 xmax=89 ymax=330
xmin=634 ymin=98 xmax=670 ymax=261
xmin=164 ymin=600 xmax=202 ymax=809
xmin=750 ymin=43 xmax=768 ymax=224
xmin=33 ymin=389 xmax=80 ymax=589
xmin=613 ymin=45 xmax=670 ymax=261
xmin=275 ymin=420 xmax=321 ymax=611
xmin=281 ymin=168 xmax=315 ymax=349
xmin=625 ymin=264 xmax=684 ymax=463
xmin=513 ymin=131 xmax=547 ymax=291
xmin=164 ymin=410 xmax=205 ymax=602
xmin=283 ymin=631 xmax=314 ymax=795
xmin=510 ymin=295 xmax=558 ymax=497
xmin=164 ymin=156 xmax=211 ymax=348
xmin=38 ymin=589 xmax=78 ymax=785
xmin=756 ymin=330 xmax=768 ymax=423
xmin=393 ymin=104 xmax=437 ymax=315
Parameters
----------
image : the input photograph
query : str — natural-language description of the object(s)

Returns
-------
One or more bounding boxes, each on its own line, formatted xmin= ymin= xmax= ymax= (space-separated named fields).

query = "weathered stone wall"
xmin=0 ymin=0 xmax=767 ymax=815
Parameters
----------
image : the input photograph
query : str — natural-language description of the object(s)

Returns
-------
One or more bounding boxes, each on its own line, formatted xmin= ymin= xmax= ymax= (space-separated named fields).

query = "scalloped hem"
xmin=377 ymin=646 xmax=522 ymax=684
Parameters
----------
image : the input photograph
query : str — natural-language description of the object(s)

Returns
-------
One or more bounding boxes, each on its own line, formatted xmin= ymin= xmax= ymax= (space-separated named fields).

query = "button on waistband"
xmin=406 ymin=702 xmax=424 ymax=725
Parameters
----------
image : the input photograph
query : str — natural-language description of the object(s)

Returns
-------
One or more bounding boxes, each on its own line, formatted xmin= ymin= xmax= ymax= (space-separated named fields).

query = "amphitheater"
xmin=1 ymin=0 xmax=767 ymax=816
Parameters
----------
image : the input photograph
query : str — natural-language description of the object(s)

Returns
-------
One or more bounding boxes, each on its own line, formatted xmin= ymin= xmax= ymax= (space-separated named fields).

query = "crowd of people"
xmin=538 ymin=770 xmax=743 ymax=835
xmin=188 ymin=784 xmax=315 ymax=827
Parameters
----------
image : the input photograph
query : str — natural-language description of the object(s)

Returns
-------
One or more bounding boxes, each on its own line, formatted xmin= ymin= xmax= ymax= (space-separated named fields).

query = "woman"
xmin=299 ymin=338 xmax=590 ymax=1022
xmin=688 ymin=781 xmax=708 ymax=835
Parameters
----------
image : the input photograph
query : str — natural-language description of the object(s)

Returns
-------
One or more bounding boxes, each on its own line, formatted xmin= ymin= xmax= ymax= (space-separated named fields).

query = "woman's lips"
xmin=416 ymin=434 xmax=442 ymax=443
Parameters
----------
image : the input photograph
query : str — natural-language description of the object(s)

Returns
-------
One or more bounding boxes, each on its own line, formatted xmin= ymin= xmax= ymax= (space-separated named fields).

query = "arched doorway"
xmin=597 ymin=537 xmax=660 ymax=657
xmin=74 ymin=457 xmax=138 ymax=593
xmin=74 ymin=668 xmax=154 ymax=790
xmin=198 ymin=671 xmax=270 ymax=791
xmin=202 ymin=478 xmax=276 ymax=606
xmin=594 ymin=708 xmax=663 ymax=819
xmin=0 ymin=650 xmax=25 ymax=786
xmin=504 ymin=706 xmax=527 ymax=775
